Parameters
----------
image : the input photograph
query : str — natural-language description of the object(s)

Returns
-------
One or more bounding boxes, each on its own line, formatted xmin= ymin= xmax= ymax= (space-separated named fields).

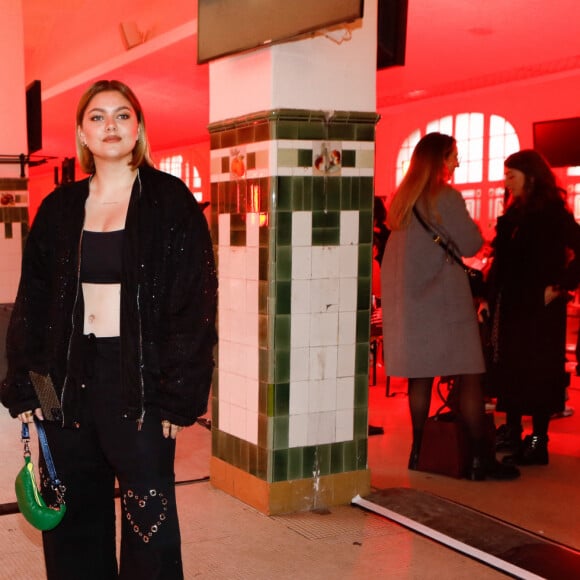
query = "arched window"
xmin=396 ymin=114 xmax=520 ymax=240
xmin=159 ymin=154 xmax=204 ymax=202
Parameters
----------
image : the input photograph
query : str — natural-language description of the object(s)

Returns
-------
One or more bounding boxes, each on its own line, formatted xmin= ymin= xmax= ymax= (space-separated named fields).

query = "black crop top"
xmin=80 ymin=230 xmax=124 ymax=284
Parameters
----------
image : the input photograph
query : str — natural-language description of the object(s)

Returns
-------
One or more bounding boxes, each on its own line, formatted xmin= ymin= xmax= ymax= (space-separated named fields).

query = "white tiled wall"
xmin=0 ymin=225 xmax=22 ymax=303
xmin=288 ymin=210 xmax=358 ymax=447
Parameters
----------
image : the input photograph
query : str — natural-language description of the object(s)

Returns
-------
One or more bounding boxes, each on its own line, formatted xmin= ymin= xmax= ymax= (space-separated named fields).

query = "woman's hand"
xmin=477 ymin=300 xmax=490 ymax=323
xmin=17 ymin=408 xmax=44 ymax=423
xmin=161 ymin=420 xmax=184 ymax=439
xmin=544 ymin=285 xmax=569 ymax=305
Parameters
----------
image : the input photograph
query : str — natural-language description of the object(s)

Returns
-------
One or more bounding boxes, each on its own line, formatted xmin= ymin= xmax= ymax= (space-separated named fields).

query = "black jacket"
xmin=1 ymin=166 xmax=217 ymax=428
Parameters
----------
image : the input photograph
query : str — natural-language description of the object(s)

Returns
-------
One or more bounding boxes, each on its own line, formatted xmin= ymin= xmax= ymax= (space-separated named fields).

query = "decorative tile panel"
xmin=210 ymin=109 xmax=378 ymax=483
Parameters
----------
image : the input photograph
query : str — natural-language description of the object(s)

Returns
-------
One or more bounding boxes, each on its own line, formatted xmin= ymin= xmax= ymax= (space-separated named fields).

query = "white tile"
xmin=288 ymin=413 xmax=308 ymax=448
xmin=335 ymin=409 xmax=354 ymax=442
xmin=290 ymin=347 xmax=310 ymax=382
xmin=339 ymin=245 xmax=358 ymax=278
xmin=245 ymin=246 xmax=259 ymax=281
xmin=246 ymin=279 xmax=259 ymax=314
xmin=336 ymin=376 xmax=355 ymax=410
xmin=308 ymin=378 xmax=336 ymax=413
xmin=229 ymin=405 xmax=246 ymax=441
xmin=307 ymin=411 xmax=335 ymax=446
xmin=337 ymin=344 xmax=356 ymax=378
xmin=310 ymin=312 xmax=338 ymax=347
xmin=311 ymin=246 xmax=340 ymax=279
xmin=292 ymin=247 xmax=312 ymax=279
xmin=292 ymin=211 xmax=312 ymax=246
xmin=289 ymin=380 xmax=310 ymax=415
xmin=338 ymin=311 xmax=357 ymax=345
xmin=291 ymin=313 xmax=311 ymax=348
xmin=309 ymin=346 xmax=338 ymax=381
xmin=339 ymin=277 xmax=358 ymax=311
xmin=246 ymin=410 xmax=258 ymax=445
xmin=246 ymin=213 xmax=260 ymax=247
xmin=218 ymin=400 xmax=231 ymax=432
xmin=310 ymin=278 xmax=339 ymax=313
xmin=290 ymin=279 xmax=311 ymax=314
xmin=340 ymin=211 xmax=359 ymax=246
xmin=218 ymin=212 xmax=231 ymax=246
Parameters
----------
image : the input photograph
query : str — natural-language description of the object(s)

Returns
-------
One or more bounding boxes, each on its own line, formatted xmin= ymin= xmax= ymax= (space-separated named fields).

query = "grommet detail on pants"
xmin=122 ymin=488 xmax=169 ymax=543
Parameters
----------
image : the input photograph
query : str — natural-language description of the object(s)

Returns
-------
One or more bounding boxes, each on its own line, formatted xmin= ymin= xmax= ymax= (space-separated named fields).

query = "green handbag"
xmin=15 ymin=419 xmax=66 ymax=531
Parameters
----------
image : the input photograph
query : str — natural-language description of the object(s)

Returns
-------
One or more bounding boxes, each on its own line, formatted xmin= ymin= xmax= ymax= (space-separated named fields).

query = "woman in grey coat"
xmin=381 ymin=132 xmax=518 ymax=481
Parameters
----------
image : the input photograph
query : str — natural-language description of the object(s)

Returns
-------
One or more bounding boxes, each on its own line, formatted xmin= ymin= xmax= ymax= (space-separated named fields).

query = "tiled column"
xmin=210 ymin=109 xmax=378 ymax=514
xmin=0 ymin=0 xmax=28 ymax=303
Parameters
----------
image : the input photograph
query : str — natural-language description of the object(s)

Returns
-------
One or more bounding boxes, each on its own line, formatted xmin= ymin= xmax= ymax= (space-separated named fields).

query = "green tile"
xmin=276 ymin=280 xmax=291 ymax=315
xmin=274 ymin=348 xmax=290 ymax=383
xmin=255 ymin=122 xmax=271 ymax=141
xmin=358 ymin=243 xmax=372 ymax=278
xmin=259 ymin=347 xmax=270 ymax=384
xmin=238 ymin=125 xmax=255 ymax=144
xmin=342 ymin=440 xmax=357 ymax=471
xmin=312 ymin=209 xmax=340 ymax=229
xmin=288 ymin=447 xmax=303 ymax=480
xmin=301 ymin=446 xmax=317 ymax=479
xmin=259 ymin=280 xmax=269 ymax=314
xmin=272 ymin=449 xmax=289 ymax=482
xmin=298 ymin=121 xmax=325 ymax=140
xmin=273 ymin=416 xmax=289 ymax=449
xmin=258 ymin=412 xmax=269 ymax=448
xmin=354 ymin=373 xmax=369 ymax=408
xmin=312 ymin=227 xmax=340 ymax=246
xmin=330 ymin=442 xmax=344 ymax=474
xmin=315 ymin=444 xmax=332 ymax=476
xmin=342 ymin=150 xmax=356 ymax=168
xmin=355 ymin=437 xmax=368 ymax=470
xmin=354 ymin=407 xmax=368 ymax=440
xmin=258 ymin=383 xmax=269 ymax=416
xmin=355 ymin=342 xmax=370 ymax=376
xmin=259 ymin=314 xmax=268 ymax=348
xmin=257 ymin=445 xmax=268 ymax=480
xmin=357 ymin=277 xmax=371 ymax=310
xmin=356 ymin=124 xmax=376 ymax=141
xmin=221 ymin=129 xmax=237 ymax=148
xmin=328 ymin=124 xmax=354 ymax=140
xmin=275 ymin=246 xmax=292 ymax=281
xmin=297 ymin=149 xmax=313 ymax=167
xmin=274 ymin=382 xmax=290 ymax=416
xmin=276 ymin=211 xmax=292 ymax=246
xmin=356 ymin=309 xmax=371 ymax=343
xmin=276 ymin=121 xmax=299 ymax=140
xmin=259 ymin=247 xmax=269 ymax=281
xmin=274 ymin=314 xmax=291 ymax=350
xmin=248 ymin=444 xmax=259 ymax=477
xmin=277 ymin=179 xmax=293 ymax=211
xmin=359 ymin=210 xmax=373 ymax=244
xmin=360 ymin=178 xmax=375 ymax=207
xmin=221 ymin=156 xmax=229 ymax=173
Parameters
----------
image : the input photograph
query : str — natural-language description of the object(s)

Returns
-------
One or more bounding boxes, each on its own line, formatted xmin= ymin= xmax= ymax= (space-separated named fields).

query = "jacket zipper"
xmin=135 ymin=171 xmax=145 ymax=430
xmin=60 ymin=224 xmax=85 ymax=426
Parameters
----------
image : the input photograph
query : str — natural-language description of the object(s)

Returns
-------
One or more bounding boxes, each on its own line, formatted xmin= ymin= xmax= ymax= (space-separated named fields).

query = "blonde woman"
xmin=381 ymin=132 xmax=518 ymax=481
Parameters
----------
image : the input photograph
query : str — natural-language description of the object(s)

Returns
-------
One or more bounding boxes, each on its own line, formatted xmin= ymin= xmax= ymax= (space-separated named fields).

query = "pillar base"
xmin=210 ymin=456 xmax=370 ymax=515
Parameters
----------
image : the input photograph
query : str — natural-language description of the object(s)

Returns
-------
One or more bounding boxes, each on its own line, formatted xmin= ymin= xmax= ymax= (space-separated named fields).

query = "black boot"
xmin=468 ymin=455 xmax=521 ymax=480
xmin=495 ymin=423 xmax=522 ymax=452
xmin=502 ymin=434 xmax=549 ymax=466
xmin=408 ymin=439 xmax=422 ymax=471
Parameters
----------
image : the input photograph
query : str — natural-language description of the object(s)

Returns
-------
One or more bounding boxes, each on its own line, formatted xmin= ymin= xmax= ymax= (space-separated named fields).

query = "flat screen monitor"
xmin=26 ymin=80 xmax=42 ymax=154
xmin=197 ymin=0 xmax=365 ymax=64
xmin=533 ymin=117 xmax=580 ymax=168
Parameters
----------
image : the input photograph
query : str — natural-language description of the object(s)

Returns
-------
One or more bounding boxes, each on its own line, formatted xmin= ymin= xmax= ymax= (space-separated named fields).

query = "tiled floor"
xmin=1 ymin=301 xmax=579 ymax=578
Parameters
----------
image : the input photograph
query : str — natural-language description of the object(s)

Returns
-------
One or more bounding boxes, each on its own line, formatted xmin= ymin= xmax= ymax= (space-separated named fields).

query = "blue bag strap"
xmin=20 ymin=419 xmax=65 ymax=503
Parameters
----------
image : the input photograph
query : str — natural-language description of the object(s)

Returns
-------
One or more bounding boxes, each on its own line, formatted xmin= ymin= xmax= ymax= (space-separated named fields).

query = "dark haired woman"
xmin=481 ymin=149 xmax=580 ymax=466
xmin=382 ymin=132 xmax=518 ymax=481
xmin=1 ymin=80 xmax=217 ymax=579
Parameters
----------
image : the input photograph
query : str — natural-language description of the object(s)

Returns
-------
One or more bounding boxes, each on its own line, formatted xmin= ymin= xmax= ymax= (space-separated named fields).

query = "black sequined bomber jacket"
xmin=1 ymin=165 xmax=217 ymax=428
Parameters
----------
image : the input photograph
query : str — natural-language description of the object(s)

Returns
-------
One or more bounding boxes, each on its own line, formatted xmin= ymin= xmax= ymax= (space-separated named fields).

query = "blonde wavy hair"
xmin=75 ymin=80 xmax=154 ymax=174
xmin=387 ymin=132 xmax=457 ymax=230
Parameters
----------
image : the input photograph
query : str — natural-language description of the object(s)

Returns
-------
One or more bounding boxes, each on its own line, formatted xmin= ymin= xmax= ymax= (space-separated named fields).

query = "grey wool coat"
xmin=381 ymin=186 xmax=485 ymax=378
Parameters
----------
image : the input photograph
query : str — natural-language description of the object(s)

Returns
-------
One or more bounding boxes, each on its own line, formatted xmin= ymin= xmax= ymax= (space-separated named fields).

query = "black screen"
xmin=26 ymin=80 xmax=42 ymax=154
xmin=533 ymin=117 xmax=580 ymax=168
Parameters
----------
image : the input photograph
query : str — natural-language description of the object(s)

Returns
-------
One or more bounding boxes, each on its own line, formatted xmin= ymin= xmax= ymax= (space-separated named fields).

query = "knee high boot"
xmin=408 ymin=429 xmax=423 ymax=470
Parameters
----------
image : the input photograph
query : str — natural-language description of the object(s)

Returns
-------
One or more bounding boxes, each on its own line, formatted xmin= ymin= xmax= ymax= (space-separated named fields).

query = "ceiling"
xmin=21 ymin=0 xmax=580 ymax=166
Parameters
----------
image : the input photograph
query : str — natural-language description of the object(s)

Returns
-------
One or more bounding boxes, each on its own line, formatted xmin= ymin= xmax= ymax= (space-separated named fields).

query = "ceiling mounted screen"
xmin=533 ymin=117 xmax=580 ymax=168
xmin=198 ymin=0 xmax=365 ymax=64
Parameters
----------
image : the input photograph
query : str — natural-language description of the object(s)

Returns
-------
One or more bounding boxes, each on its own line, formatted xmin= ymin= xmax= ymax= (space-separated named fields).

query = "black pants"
xmin=40 ymin=335 xmax=183 ymax=580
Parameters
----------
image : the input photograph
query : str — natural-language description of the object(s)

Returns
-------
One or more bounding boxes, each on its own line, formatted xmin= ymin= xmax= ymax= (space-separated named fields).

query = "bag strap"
xmin=412 ymin=206 xmax=467 ymax=271
xmin=21 ymin=419 xmax=65 ymax=504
